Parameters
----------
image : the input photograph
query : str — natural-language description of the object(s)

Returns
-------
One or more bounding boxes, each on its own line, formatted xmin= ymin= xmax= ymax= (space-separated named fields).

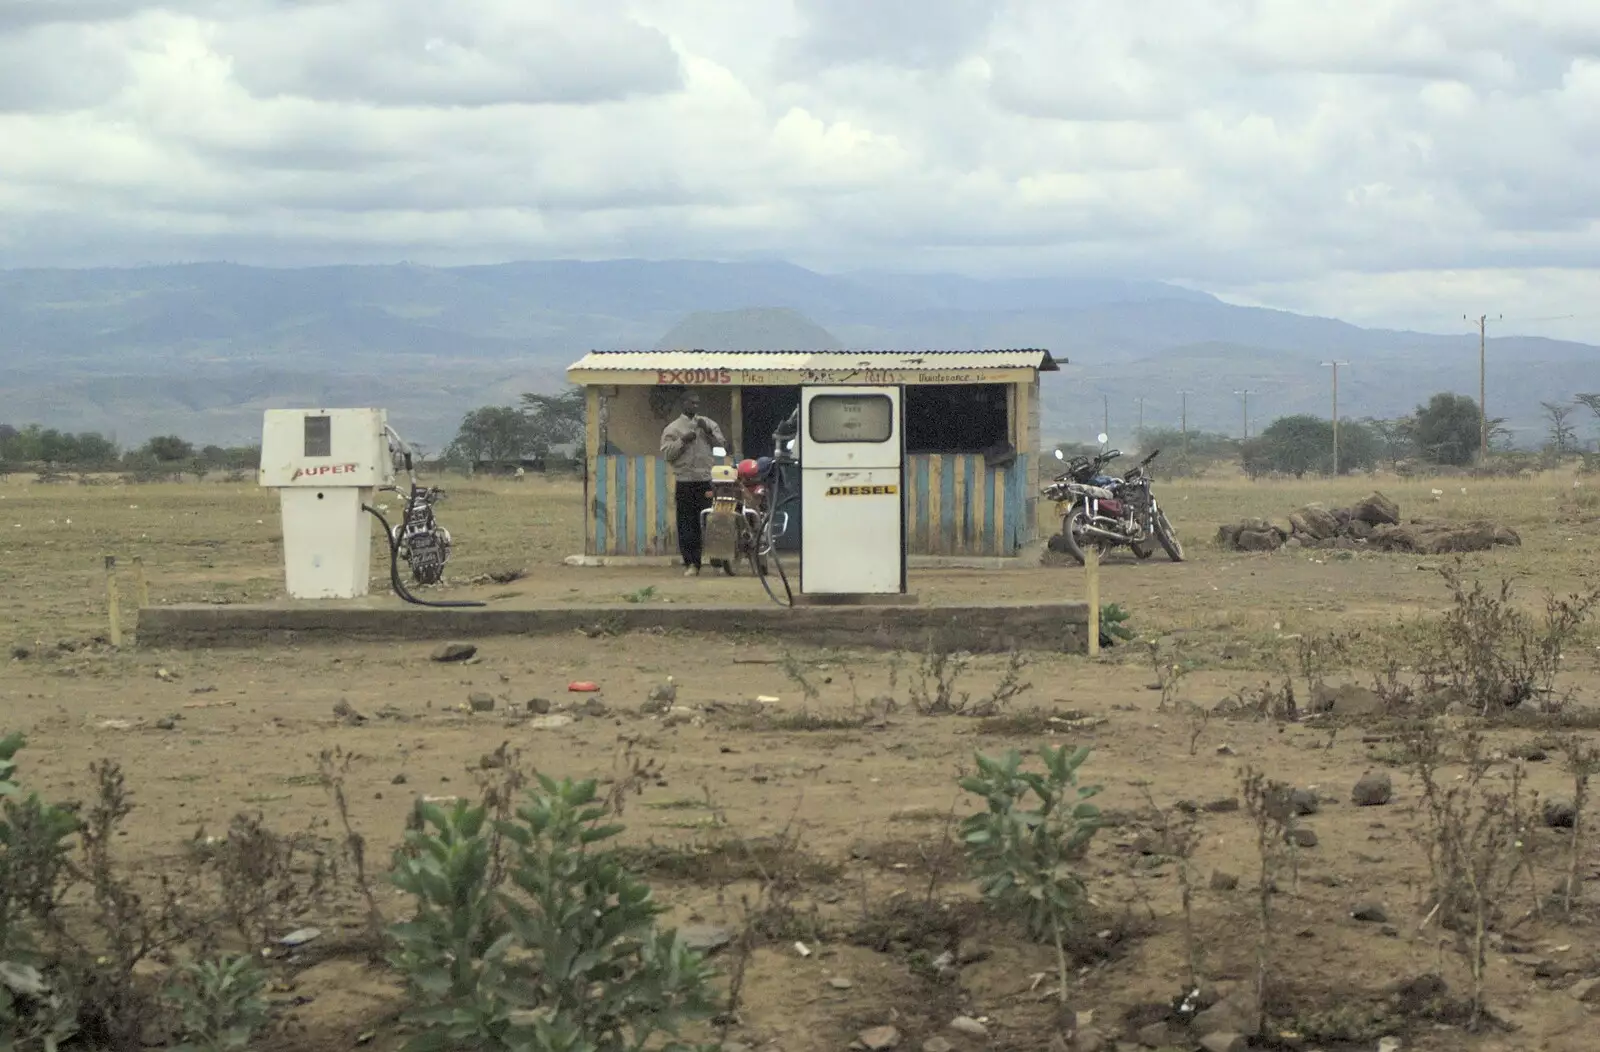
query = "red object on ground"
xmin=568 ymin=681 xmax=601 ymax=692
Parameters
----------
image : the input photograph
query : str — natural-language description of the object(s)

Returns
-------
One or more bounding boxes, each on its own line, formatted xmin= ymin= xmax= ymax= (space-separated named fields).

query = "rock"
xmin=279 ymin=927 xmax=322 ymax=947
xmin=9 ymin=645 xmax=30 ymax=660
xmin=1198 ymin=1034 xmax=1246 ymax=1052
xmin=1290 ymin=505 xmax=1340 ymax=540
xmin=430 ymin=642 xmax=477 ymax=662
xmin=1351 ymin=771 xmax=1393 ymax=806
xmin=154 ymin=717 xmax=177 ymax=730
xmin=1377 ymin=1038 xmax=1402 ymax=1052
xmin=1210 ymin=871 xmax=1239 ymax=892
xmin=1544 ymin=798 xmax=1577 ymax=829
xmin=922 ymin=1039 xmax=955 ymax=1052
xmin=1133 ymin=1022 xmax=1173 ymax=1048
xmin=333 ymin=699 xmax=367 ymax=725
xmin=468 ymin=692 xmax=496 ymax=712
xmin=679 ymin=924 xmax=735 ymax=955
xmin=1190 ymin=998 xmax=1257 ymax=1038
xmin=947 ymin=1017 xmax=988 ymax=1038
xmin=1312 ymin=683 xmax=1383 ymax=716
xmin=1202 ymin=797 xmax=1240 ymax=814
xmin=1568 ymin=978 xmax=1600 ymax=1003
xmin=1235 ymin=528 xmax=1285 ymax=552
xmin=828 ymin=976 xmax=855 ymax=990
xmin=858 ymin=1026 xmax=901 ymax=1050
xmin=1370 ymin=521 xmax=1518 ymax=555
xmin=526 ymin=697 xmax=551 ymax=714
xmin=1286 ymin=827 xmax=1318 ymax=848
xmin=577 ymin=697 xmax=609 ymax=718
xmin=390 ymin=773 xmax=407 ymax=785
xmin=1352 ymin=492 xmax=1401 ymax=526
xmin=646 ymin=677 xmax=678 ymax=708
xmin=1071 ymin=1028 xmax=1106 ymax=1052
xmin=1352 ymin=902 xmax=1389 ymax=923
xmin=1288 ymin=788 xmax=1319 ymax=816
xmin=529 ymin=714 xmax=574 ymax=730
xmin=1344 ymin=518 xmax=1375 ymax=540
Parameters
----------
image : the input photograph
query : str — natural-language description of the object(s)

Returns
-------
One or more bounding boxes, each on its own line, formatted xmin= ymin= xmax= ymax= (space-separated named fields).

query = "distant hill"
xmin=654 ymin=308 xmax=840 ymax=351
xmin=0 ymin=259 xmax=1593 ymax=450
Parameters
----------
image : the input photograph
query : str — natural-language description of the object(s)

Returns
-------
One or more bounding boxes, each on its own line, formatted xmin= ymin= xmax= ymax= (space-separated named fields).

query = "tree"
xmin=1361 ymin=417 xmax=1416 ymax=468
xmin=519 ymin=387 xmax=586 ymax=455
xmin=446 ymin=406 xmax=535 ymax=465
xmin=1251 ymin=415 xmax=1379 ymax=477
xmin=1542 ymin=401 xmax=1578 ymax=455
xmin=142 ymin=435 xmax=195 ymax=463
xmin=1255 ymin=415 xmax=1332 ymax=477
xmin=1409 ymin=393 xmax=1483 ymax=466
xmin=1577 ymin=394 xmax=1600 ymax=451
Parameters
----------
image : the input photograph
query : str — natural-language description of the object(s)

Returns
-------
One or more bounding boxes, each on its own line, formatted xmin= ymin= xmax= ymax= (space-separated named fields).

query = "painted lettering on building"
xmin=655 ymin=368 xmax=733 ymax=385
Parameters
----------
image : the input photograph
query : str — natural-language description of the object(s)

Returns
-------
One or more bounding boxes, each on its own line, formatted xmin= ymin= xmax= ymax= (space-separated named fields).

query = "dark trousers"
xmin=675 ymin=481 xmax=710 ymax=568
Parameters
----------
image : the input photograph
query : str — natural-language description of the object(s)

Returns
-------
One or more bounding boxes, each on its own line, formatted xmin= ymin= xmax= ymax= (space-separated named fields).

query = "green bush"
xmin=959 ymin=744 xmax=1103 ymax=1003
xmin=388 ymin=775 xmax=719 ymax=1052
xmin=163 ymin=954 xmax=270 ymax=1052
xmin=1 ymin=732 xmax=83 ymax=1051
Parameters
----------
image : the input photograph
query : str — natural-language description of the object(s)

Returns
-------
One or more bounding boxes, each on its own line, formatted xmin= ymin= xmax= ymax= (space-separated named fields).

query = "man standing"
xmin=660 ymin=392 xmax=726 ymax=576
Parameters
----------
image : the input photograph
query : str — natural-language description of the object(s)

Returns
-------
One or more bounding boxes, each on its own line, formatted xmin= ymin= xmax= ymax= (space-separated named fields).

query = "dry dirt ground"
xmin=5 ymin=468 xmax=1600 ymax=1052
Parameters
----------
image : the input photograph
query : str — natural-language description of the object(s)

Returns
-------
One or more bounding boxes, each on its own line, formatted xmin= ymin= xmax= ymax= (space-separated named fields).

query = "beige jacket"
xmin=660 ymin=413 xmax=727 ymax=482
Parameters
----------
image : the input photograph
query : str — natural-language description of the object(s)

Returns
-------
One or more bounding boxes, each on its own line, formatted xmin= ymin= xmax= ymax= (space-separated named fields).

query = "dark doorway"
xmin=739 ymin=385 xmax=801 ymax=458
xmin=740 ymin=386 xmax=802 ymax=551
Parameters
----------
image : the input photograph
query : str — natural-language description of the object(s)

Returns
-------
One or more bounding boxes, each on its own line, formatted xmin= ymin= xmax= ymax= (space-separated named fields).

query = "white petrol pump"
xmin=259 ymin=408 xmax=393 ymax=599
xmin=797 ymin=385 xmax=907 ymax=596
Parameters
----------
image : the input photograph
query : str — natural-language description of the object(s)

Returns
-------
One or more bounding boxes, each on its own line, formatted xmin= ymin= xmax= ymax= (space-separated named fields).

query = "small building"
xmin=564 ymin=349 xmax=1062 ymax=560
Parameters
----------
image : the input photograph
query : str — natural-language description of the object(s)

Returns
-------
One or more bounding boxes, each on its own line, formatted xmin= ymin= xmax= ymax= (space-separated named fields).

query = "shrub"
xmin=959 ymin=745 xmax=1103 ymax=1004
xmin=387 ymin=775 xmax=719 ymax=1052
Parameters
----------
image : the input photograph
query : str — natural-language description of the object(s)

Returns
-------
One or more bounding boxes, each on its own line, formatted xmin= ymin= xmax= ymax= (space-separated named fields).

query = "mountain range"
xmin=0 ymin=259 xmax=1592 ymax=451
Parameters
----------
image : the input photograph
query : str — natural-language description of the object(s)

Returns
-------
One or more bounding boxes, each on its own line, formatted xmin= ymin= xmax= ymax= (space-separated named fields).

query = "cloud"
xmin=219 ymin=0 xmax=684 ymax=107
xmin=0 ymin=0 xmax=1596 ymax=341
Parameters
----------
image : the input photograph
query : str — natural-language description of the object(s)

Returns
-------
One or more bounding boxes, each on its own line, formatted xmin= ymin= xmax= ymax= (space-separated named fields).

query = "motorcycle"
xmin=700 ymin=446 xmax=789 ymax=576
xmin=379 ymin=448 xmax=455 ymax=585
xmin=1043 ymin=432 xmax=1184 ymax=564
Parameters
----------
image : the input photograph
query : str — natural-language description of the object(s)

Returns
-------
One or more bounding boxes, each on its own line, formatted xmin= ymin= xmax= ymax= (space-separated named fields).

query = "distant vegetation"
xmin=0 ymin=423 xmax=259 ymax=480
xmin=8 ymin=388 xmax=1597 ymax=484
xmin=1058 ymin=389 xmax=1600 ymax=479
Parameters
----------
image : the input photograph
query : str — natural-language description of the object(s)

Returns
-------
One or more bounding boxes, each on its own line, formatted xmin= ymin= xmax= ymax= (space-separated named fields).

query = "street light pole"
xmin=1320 ymin=361 xmax=1349 ymax=474
xmin=1178 ymin=390 xmax=1192 ymax=457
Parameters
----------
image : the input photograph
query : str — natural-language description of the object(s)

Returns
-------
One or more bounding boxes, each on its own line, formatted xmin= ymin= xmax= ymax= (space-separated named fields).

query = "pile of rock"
xmin=1216 ymin=491 xmax=1521 ymax=555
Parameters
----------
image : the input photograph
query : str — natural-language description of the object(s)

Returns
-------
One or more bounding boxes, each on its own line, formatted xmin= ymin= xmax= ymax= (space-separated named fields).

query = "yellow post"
xmin=1084 ymin=546 xmax=1100 ymax=657
xmin=131 ymin=555 xmax=150 ymax=608
xmin=104 ymin=555 xmax=122 ymax=648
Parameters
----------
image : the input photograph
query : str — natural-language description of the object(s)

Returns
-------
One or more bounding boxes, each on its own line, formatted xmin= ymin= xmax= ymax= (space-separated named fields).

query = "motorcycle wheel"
xmin=1154 ymin=507 xmax=1185 ymax=562
xmin=1058 ymin=508 xmax=1110 ymax=566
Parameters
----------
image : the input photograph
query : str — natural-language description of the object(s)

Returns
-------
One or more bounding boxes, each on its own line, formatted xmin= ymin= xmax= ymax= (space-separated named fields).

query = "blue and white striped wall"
xmin=585 ymin=453 xmax=1034 ymax=558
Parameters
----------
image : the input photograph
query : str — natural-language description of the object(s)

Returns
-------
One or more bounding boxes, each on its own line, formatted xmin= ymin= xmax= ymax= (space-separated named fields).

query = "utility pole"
xmin=1465 ymin=313 xmax=1500 ymax=460
xmin=1102 ymin=393 xmax=1109 ymax=439
xmin=1233 ymin=389 xmax=1253 ymax=440
xmin=1178 ymin=390 xmax=1192 ymax=456
xmin=1136 ymin=396 xmax=1145 ymax=438
xmin=1320 ymin=361 xmax=1349 ymax=474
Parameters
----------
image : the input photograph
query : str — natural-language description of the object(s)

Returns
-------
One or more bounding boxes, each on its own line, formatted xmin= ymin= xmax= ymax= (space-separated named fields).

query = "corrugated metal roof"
xmin=567 ymin=349 xmax=1062 ymax=372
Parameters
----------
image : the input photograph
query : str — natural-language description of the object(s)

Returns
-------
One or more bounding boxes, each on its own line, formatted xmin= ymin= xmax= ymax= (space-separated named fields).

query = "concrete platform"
xmin=135 ymin=599 xmax=1090 ymax=654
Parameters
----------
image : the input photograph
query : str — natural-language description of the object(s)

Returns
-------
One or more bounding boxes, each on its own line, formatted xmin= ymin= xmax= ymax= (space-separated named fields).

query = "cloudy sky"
xmin=2 ymin=0 xmax=1598 ymax=342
